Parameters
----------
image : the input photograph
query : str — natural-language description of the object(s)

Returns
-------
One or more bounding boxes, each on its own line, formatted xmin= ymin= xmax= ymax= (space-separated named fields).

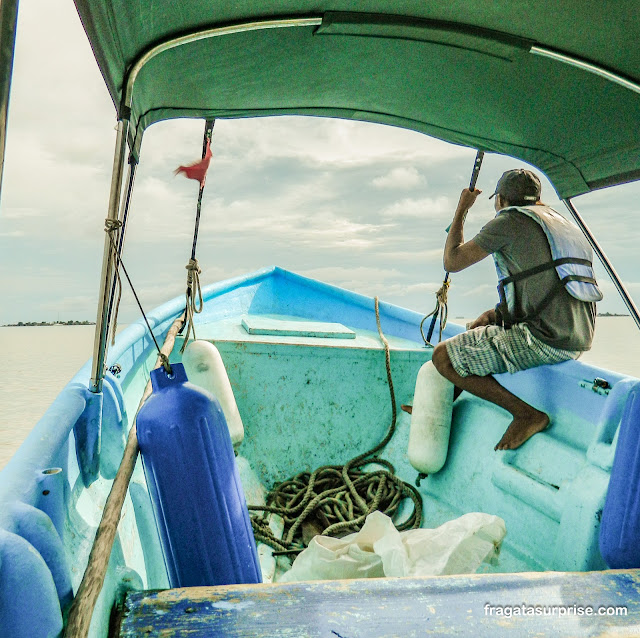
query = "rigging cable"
xmin=104 ymin=219 xmax=172 ymax=374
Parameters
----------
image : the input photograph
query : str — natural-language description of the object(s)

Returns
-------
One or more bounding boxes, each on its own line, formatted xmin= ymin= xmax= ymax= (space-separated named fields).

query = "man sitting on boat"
xmin=431 ymin=169 xmax=602 ymax=450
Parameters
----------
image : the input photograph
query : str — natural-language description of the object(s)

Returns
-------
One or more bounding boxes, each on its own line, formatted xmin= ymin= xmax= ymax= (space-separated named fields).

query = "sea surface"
xmin=1 ymin=318 xmax=640 ymax=470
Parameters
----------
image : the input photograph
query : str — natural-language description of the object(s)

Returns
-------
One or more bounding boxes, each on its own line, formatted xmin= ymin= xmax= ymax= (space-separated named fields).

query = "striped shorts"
xmin=445 ymin=323 xmax=581 ymax=378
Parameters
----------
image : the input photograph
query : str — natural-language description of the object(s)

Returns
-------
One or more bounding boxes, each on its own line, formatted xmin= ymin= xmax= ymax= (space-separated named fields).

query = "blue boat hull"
xmin=0 ymin=266 xmax=638 ymax=637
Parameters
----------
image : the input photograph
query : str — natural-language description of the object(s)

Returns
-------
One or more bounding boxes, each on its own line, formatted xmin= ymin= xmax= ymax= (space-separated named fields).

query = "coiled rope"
xmin=249 ymin=297 xmax=423 ymax=554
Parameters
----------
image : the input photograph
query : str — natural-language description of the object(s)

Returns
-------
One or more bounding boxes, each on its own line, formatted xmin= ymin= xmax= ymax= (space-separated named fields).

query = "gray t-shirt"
xmin=473 ymin=207 xmax=595 ymax=351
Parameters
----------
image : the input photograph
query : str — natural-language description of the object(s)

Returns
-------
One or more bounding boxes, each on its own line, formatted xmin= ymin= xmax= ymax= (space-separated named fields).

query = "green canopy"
xmin=73 ymin=1 xmax=640 ymax=198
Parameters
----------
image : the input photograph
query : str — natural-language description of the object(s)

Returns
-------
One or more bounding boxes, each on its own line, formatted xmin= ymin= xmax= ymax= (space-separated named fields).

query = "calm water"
xmin=1 ymin=318 xmax=639 ymax=470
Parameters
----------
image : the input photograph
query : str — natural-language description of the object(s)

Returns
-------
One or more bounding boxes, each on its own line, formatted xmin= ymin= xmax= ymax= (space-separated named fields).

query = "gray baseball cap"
xmin=489 ymin=169 xmax=542 ymax=203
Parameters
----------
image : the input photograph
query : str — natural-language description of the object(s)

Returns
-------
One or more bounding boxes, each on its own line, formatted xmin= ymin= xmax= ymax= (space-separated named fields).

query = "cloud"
xmin=462 ymin=283 xmax=495 ymax=297
xmin=40 ymin=295 xmax=97 ymax=314
xmin=298 ymin=265 xmax=444 ymax=306
xmin=373 ymin=247 xmax=444 ymax=263
xmin=372 ymin=167 xmax=425 ymax=189
xmin=207 ymin=117 xmax=474 ymax=170
xmin=1 ymin=207 xmax=42 ymax=219
xmin=381 ymin=196 xmax=452 ymax=220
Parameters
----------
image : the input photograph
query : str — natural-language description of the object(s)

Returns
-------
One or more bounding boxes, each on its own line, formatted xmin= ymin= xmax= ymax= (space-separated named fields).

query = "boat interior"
xmin=2 ymin=266 xmax=638 ymax=636
xmin=3 ymin=2 xmax=640 ymax=635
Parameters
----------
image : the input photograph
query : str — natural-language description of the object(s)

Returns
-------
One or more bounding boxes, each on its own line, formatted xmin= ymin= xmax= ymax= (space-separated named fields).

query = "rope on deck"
xmin=249 ymin=297 xmax=423 ymax=554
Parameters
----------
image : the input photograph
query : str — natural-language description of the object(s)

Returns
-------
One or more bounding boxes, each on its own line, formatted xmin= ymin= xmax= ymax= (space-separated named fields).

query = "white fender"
xmin=408 ymin=360 xmax=454 ymax=474
xmin=182 ymin=340 xmax=244 ymax=447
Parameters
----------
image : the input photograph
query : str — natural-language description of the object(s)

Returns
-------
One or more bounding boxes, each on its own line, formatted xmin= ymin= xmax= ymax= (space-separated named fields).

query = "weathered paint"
xmin=118 ymin=571 xmax=640 ymax=637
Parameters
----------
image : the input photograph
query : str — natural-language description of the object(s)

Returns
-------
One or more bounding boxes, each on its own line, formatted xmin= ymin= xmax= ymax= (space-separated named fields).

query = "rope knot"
xmin=185 ymin=258 xmax=201 ymax=273
xmin=104 ymin=218 xmax=123 ymax=234
xmin=436 ymin=279 xmax=450 ymax=305
xmin=185 ymin=258 xmax=201 ymax=286
xmin=159 ymin=353 xmax=172 ymax=375
xmin=180 ymin=257 xmax=204 ymax=353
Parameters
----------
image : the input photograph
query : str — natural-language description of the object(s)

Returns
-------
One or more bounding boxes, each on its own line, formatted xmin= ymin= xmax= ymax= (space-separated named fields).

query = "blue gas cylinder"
xmin=599 ymin=382 xmax=640 ymax=568
xmin=136 ymin=362 xmax=262 ymax=587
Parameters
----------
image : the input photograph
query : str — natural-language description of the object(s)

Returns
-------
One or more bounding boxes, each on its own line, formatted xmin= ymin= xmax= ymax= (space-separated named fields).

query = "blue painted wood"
xmin=119 ymin=570 xmax=640 ymax=637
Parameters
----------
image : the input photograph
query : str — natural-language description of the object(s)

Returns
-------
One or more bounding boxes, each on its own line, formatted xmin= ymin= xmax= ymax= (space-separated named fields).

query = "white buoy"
xmin=408 ymin=360 xmax=454 ymax=474
xmin=182 ymin=340 xmax=245 ymax=447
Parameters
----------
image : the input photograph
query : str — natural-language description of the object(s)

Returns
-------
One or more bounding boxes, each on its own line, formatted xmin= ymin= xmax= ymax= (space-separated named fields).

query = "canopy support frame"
xmin=123 ymin=17 xmax=323 ymax=110
xmin=90 ymin=118 xmax=130 ymax=393
xmin=530 ymin=46 xmax=640 ymax=96
xmin=0 ymin=0 xmax=19 ymax=202
xmin=562 ymin=198 xmax=640 ymax=331
xmin=88 ymin=17 xmax=323 ymax=394
xmin=104 ymin=154 xmax=138 ymax=342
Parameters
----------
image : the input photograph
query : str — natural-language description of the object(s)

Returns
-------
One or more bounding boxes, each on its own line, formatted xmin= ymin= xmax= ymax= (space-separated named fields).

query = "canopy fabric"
xmin=73 ymin=1 xmax=640 ymax=198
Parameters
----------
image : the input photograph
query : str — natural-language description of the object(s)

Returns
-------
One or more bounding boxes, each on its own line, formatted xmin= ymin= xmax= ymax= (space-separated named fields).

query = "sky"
xmin=1 ymin=1 xmax=639 ymax=325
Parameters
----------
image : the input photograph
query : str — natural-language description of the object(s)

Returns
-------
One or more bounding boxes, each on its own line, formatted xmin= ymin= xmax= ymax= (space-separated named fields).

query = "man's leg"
xmin=431 ymin=342 xmax=549 ymax=450
xmin=401 ymin=385 xmax=463 ymax=415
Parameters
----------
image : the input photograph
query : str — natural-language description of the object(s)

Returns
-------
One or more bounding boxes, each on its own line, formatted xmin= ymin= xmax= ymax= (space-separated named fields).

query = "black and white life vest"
xmin=493 ymin=205 xmax=603 ymax=327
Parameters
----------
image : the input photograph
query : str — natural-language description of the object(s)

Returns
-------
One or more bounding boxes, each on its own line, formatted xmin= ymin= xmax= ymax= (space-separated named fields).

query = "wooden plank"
xmin=117 ymin=570 xmax=640 ymax=637
xmin=241 ymin=316 xmax=355 ymax=339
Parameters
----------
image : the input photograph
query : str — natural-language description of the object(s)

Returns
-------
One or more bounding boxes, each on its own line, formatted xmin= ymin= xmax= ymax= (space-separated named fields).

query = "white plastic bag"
xmin=279 ymin=510 xmax=506 ymax=582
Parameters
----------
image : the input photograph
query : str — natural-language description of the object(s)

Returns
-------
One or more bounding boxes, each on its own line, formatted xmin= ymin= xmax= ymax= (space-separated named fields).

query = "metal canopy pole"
xmin=0 ymin=0 xmax=19 ymax=202
xmin=563 ymin=198 xmax=640 ymax=331
xmin=86 ymin=17 xmax=321 ymax=393
xmin=90 ymin=118 xmax=130 ymax=393
xmin=104 ymin=155 xmax=138 ymax=337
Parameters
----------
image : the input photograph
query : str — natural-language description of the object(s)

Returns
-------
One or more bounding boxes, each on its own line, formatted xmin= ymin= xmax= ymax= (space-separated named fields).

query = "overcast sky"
xmin=1 ymin=1 xmax=639 ymax=325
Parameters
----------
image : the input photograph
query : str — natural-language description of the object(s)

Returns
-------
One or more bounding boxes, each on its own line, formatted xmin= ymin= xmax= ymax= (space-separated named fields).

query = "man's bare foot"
xmin=494 ymin=412 xmax=550 ymax=450
xmin=401 ymin=404 xmax=413 ymax=414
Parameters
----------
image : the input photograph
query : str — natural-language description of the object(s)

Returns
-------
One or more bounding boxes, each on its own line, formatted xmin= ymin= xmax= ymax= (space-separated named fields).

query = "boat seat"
xmin=115 ymin=571 xmax=640 ymax=637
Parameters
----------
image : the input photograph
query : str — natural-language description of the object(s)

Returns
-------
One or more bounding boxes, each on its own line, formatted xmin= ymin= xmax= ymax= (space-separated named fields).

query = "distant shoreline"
xmin=1 ymin=321 xmax=95 ymax=327
xmin=3 ymin=314 xmax=629 ymax=326
xmin=596 ymin=312 xmax=629 ymax=317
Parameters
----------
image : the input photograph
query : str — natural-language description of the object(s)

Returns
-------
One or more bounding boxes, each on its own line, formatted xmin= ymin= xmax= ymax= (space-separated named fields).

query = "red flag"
xmin=175 ymin=140 xmax=212 ymax=186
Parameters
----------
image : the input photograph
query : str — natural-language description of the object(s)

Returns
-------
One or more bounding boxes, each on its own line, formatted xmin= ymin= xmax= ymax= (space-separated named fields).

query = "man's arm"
xmin=444 ymin=188 xmax=489 ymax=272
